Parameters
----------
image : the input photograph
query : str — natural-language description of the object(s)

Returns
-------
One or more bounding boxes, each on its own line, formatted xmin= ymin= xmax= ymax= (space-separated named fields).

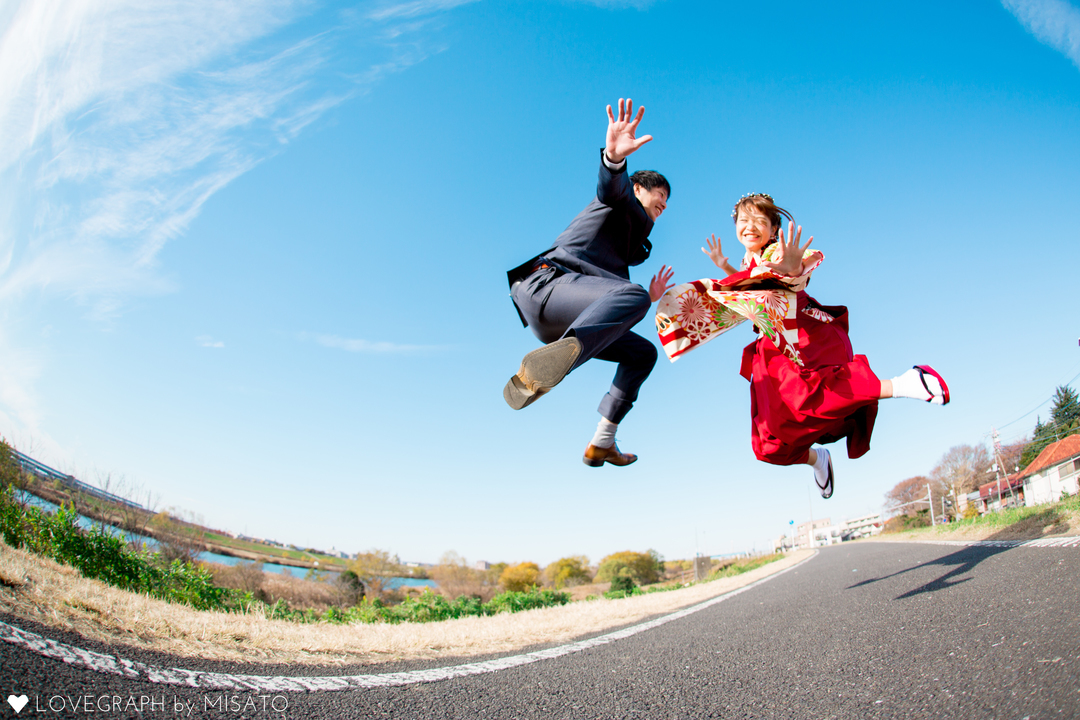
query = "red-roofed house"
xmin=976 ymin=474 xmax=1024 ymax=513
xmin=1017 ymin=434 xmax=1080 ymax=506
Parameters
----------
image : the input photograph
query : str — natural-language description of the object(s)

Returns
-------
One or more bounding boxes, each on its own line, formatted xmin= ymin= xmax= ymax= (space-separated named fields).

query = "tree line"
xmin=885 ymin=384 xmax=1079 ymax=523
xmin=345 ymin=548 xmax=666 ymax=602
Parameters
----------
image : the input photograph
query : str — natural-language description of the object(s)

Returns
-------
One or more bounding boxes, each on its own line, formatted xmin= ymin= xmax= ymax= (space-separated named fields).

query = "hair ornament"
xmin=731 ymin=192 xmax=774 ymax=218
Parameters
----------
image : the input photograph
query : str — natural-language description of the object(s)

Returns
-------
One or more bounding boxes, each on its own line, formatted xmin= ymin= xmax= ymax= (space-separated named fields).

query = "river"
xmin=14 ymin=491 xmax=436 ymax=588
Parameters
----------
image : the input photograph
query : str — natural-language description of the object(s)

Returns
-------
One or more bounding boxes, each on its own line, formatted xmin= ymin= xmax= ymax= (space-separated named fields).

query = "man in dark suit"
xmin=505 ymin=98 xmax=674 ymax=467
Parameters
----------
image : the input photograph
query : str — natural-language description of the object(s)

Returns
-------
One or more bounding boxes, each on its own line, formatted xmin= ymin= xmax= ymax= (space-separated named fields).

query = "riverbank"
xmin=0 ymin=539 xmax=805 ymax=667
xmin=3 ymin=493 xmax=1077 ymax=668
xmin=18 ymin=479 xmax=349 ymax=571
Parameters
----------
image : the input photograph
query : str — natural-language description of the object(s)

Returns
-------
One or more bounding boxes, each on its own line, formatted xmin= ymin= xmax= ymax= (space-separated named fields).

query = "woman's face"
xmin=735 ymin=206 xmax=776 ymax=254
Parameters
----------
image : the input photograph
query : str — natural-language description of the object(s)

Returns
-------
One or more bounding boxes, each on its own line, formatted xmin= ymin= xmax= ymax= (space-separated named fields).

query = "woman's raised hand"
xmin=605 ymin=98 xmax=653 ymax=164
xmin=702 ymin=234 xmax=736 ymax=274
xmin=761 ymin=223 xmax=813 ymax=277
xmin=649 ymin=264 xmax=675 ymax=302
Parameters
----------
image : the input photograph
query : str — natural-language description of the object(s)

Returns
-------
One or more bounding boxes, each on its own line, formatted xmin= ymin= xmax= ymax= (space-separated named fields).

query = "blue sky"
xmin=2 ymin=0 xmax=1079 ymax=566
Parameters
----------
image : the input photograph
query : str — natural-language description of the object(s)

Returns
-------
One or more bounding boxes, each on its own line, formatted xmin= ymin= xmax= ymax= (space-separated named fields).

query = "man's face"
xmin=633 ymin=184 xmax=668 ymax=221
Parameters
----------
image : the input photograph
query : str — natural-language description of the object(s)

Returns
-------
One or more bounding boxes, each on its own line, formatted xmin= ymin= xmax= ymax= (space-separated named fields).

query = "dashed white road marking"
xmin=0 ymin=553 xmax=817 ymax=693
xmin=915 ymin=535 xmax=1080 ymax=549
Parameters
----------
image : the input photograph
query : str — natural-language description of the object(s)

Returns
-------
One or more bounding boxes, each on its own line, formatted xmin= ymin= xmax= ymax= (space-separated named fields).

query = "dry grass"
xmin=872 ymin=498 xmax=1080 ymax=544
xmin=0 ymin=539 xmax=809 ymax=668
xmin=207 ymin=562 xmax=352 ymax=610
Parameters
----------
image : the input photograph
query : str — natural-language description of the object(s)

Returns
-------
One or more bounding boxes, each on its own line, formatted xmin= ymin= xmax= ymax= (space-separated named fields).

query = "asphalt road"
xmin=2 ymin=540 xmax=1079 ymax=719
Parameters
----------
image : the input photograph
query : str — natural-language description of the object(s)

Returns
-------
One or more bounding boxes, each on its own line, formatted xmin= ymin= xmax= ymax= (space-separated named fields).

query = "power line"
xmin=992 ymin=367 xmax=1080 ymax=433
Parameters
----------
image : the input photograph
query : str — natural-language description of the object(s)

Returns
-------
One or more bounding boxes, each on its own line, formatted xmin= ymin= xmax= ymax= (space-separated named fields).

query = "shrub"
xmin=595 ymin=549 xmax=663 ymax=585
xmin=604 ymin=574 xmax=639 ymax=599
xmin=543 ymin=555 xmax=592 ymax=589
xmin=0 ymin=487 xmax=228 ymax=611
xmin=485 ymin=587 xmax=570 ymax=615
xmin=500 ymin=561 xmax=541 ymax=592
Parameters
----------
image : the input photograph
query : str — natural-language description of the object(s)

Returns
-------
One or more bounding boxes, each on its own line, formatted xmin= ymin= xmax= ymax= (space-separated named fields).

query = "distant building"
xmin=796 ymin=518 xmax=837 ymax=548
xmin=474 ymin=560 xmax=490 ymax=571
xmin=841 ymin=512 xmax=883 ymax=540
xmin=976 ymin=474 xmax=1024 ymax=512
xmin=777 ymin=512 xmax=882 ymax=552
xmin=1017 ymin=434 xmax=1080 ymax=506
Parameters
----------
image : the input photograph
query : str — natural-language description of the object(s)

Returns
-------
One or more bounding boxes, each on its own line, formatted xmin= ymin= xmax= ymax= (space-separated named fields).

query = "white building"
xmin=1018 ymin=434 xmax=1080 ymax=506
xmin=841 ymin=512 xmax=883 ymax=540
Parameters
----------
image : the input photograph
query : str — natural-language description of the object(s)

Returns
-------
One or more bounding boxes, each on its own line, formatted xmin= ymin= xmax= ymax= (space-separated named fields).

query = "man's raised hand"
xmin=649 ymin=264 xmax=675 ymax=302
xmin=605 ymin=98 xmax=653 ymax=164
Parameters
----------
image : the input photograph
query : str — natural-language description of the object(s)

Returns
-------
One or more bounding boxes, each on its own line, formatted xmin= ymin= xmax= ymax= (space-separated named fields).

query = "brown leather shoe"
xmin=583 ymin=443 xmax=638 ymax=467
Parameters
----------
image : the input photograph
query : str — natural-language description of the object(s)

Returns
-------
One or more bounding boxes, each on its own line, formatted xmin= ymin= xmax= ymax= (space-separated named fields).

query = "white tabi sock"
xmin=591 ymin=418 xmax=618 ymax=449
xmin=889 ymin=368 xmax=932 ymax=401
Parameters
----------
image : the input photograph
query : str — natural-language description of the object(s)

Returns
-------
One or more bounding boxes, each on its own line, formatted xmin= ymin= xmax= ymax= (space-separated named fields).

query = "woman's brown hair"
xmin=731 ymin=193 xmax=794 ymax=240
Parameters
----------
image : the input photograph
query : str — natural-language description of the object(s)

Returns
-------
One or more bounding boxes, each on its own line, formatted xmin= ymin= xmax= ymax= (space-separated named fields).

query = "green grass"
xmin=587 ymin=553 xmax=785 ymax=600
xmin=1 ymin=480 xmax=786 ymax=625
xmin=0 ymin=486 xmax=230 ymax=611
xmin=704 ymin=553 xmax=784 ymax=580
xmin=201 ymin=530 xmax=348 ymax=567
xmin=0 ymin=487 xmax=570 ymax=623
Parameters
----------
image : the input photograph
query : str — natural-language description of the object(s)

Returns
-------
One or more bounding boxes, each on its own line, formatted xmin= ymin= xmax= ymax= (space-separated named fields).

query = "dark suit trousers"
xmin=511 ymin=268 xmax=658 ymax=424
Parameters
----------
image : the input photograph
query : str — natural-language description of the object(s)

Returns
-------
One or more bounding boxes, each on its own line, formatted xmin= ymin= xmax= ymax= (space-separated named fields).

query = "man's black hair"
xmin=630 ymin=170 xmax=670 ymax=199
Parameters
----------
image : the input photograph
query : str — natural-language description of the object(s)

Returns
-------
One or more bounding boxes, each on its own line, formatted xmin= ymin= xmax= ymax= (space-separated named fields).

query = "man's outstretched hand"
xmin=606 ymin=98 xmax=653 ymax=164
xmin=649 ymin=265 xmax=675 ymax=302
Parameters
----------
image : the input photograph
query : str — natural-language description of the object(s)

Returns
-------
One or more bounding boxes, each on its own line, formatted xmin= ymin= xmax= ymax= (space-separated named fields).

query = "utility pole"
xmin=991 ymin=427 xmax=1017 ymax=508
xmin=927 ymin=483 xmax=935 ymax=525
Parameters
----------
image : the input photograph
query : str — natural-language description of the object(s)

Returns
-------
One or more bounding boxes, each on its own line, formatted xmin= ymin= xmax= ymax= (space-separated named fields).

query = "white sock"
xmin=591 ymin=418 xmax=618 ymax=448
xmin=889 ymin=367 xmax=932 ymax=401
xmin=812 ymin=446 xmax=831 ymax=491
xmin=812 ymin=447 xmax=829 ymax=473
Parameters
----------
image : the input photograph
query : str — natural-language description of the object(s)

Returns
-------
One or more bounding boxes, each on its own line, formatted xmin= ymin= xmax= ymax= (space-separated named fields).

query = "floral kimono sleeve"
xmin=730 ymin=245 xmax=823 ymax=292
xmin=655 ymin=247 xmax=825 ymax=366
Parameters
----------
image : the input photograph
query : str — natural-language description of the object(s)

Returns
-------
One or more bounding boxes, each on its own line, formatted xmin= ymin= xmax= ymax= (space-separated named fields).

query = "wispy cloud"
xmin=305 ymin=332 xmax=441 ymax=354
xmin=1002 ymin=0 xmax=1080 ymax=69
xmin=566 ymin=0 xmax=657 ymax=8
xmin=0 ymin=0 xmax=470 ymax=433
xmin=0 ymin=0 xmax=474 ymax=316
xmin=197 ymin=335 xmax=225 ymax=348
xmin=367 ymin=0 xmax=479 ymax=22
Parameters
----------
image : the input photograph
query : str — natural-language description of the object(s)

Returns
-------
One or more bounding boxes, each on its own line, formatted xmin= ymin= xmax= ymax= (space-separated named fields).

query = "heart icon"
xmin=7 ymin=695 xmax=28 ymax=713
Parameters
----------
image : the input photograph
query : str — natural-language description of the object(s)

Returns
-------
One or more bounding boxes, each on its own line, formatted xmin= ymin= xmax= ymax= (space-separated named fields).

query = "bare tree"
xmin=430 ymin=550 xmax=492 ymax=600
xmin=931 ymin=444 xmax=992 ymax=507
xmin=995 ymin=439 xmax=1027 ymax=477
xmin=149 ymin=508 xmax=207 ymax=564
xmin=348 ymin=549 xmax=405 ymax=597
xmin=885 ymin=475 xmax=933 ymax=515
xmin=95 ymin=472 xmax=159 ymax=543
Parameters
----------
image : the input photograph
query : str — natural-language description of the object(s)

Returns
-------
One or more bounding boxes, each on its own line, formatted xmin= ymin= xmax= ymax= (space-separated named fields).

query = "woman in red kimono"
xmin=655 ymin=193 xmax=949 ymax=498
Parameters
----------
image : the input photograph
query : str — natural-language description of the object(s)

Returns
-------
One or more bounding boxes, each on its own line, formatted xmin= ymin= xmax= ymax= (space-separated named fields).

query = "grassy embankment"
xmin=0 ymin=484 xmax=577 ymax=623
xmin=878 ymin=492 xmax=1080 ymax=542
xmin=20 ymin=468 xmax=347 ymax=570
xmin=0 ymin=478 xmax=797 ymax=665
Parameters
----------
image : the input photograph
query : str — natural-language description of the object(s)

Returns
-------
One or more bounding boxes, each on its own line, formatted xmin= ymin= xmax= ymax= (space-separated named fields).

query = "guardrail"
xmin=12 ymin=450 xmax=145 ymax=511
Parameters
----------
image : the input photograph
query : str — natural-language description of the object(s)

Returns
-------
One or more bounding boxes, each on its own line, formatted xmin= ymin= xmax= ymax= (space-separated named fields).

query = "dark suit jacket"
xmin=507 ymin=151 xmax=655 ymax=325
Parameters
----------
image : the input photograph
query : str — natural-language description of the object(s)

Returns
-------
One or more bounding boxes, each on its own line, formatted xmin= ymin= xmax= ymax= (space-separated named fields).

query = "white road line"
xmin=0 ymin=553 xmax=816 ymax=693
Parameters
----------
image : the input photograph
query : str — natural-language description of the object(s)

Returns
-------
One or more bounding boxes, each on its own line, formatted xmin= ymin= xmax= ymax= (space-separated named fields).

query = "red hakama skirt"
xmin=740 ymin=291 xmax=881 ymax=466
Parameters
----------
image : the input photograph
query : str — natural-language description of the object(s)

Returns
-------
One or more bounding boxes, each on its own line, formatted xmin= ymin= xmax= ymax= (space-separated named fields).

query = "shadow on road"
xmin=847 ymin=505 xmax=1074 ymax=600
xmin=847 ymin=544 xmax=1009 ymax=599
